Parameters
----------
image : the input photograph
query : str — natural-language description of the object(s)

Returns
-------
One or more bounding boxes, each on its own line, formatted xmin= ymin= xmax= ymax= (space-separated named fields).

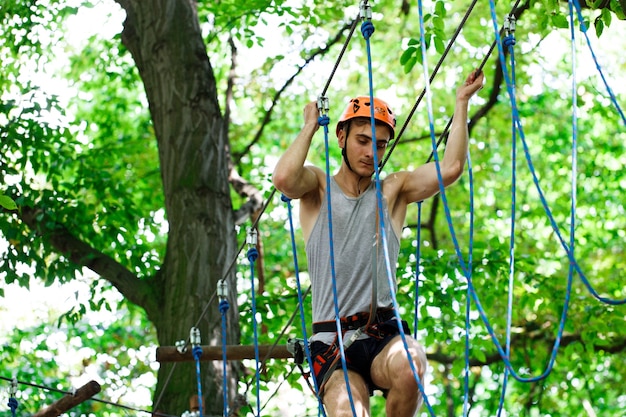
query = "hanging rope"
xmin=571 ymin=0 xmax=626 ymax=124
xmin=7 ymin=377 xmax=18 ymax=417
xmin=463 ymin=151 xmax=477 ymax=417
xmin=217 ymin=279 xmax=230 ymax=417
xmin=246 ymin=228 xmax=263 ymax=417
xmin=495 ymin=14 xmax=518 ymax=417
xmin=421 ymin=0 xmax=626 ymax=390
xmin=317 ymin=103 xmax=359 ymax=416
xmin=361 ymin=4 xmax=435 ymax=416
xmin=381 ymin=0 xmax=482 ymax=169
xmin=281 ymin=194 xmax=327 ymax=417
xmin=190 ymin=327 xmax=204 ymax=417
xmin=412 ymin=201 xmax=424 ymax=339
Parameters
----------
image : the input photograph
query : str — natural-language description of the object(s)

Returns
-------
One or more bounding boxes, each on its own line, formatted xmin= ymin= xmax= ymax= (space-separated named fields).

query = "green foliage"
xmin=2 ymin=0 xmax=626 ymax=415
xmin=0 ymin=282 xmax=156 ymax=415
xmin=0 ymin=193 xmax=17 ymax=210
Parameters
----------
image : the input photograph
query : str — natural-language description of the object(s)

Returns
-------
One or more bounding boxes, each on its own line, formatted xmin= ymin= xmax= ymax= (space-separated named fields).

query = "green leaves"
xmin=399 ymin=1 xmax=448 ymax=74
xmin=0 ymin=194 xmax=17 ymax=210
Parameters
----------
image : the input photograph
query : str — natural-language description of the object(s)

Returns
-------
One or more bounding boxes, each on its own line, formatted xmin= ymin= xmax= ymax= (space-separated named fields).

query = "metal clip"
xmin=217 ymin=279 xmax=228 ymax=300
xmin=246 ymin=227 xmax=258 ymax=247
xmin=176 ymin=339 xmax=187 ymax=354
xmin=9 ymin=377 xmax=17 ymax=397
xmin=190 ymin=327 xmax=201 ymax=346
xmin=504 ymin=14 xmax=516 ymax=35
xmin=359 ymin=0 xmax=372 ymax=20
xmin=317 ymin=95 xmax=329 ymax=116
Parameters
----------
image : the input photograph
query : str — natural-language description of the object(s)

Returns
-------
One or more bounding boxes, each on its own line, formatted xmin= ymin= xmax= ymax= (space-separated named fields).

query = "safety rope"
xmin=496 ymin=14 xmax=518 ymax=417
xmin=218 ymin=279 xmax=230 ymax=416
xmin=190 ymin=327 xmax=204 ymax=417
xmin=246 ymin=228 xmax=262 ymax=416
xmin=317 ymin=103 xmax=359 ymax=416
xmin=463 ymin=151 xmax=476 ymax=417
xmin=381 ymin=0 xmax=482 ymax=169
xmin=571 ymin=0 xmax=625 ymax=124
xmin=425 ymin=0 xmax=626 ymax=390
xmin=413 ymin=201 xmax=424 ymax=339
xmin=493 ymin=1 xmax=626 ymax=308
xmin=7 ymin=377 xmax=18 ymax=417
xmin=281 ymin=194 xmax=327 ymax=417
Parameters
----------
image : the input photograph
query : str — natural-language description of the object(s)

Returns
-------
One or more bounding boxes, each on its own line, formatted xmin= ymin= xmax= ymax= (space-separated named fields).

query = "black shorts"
xmin=310 ymin=318 xmax=410 ymax=396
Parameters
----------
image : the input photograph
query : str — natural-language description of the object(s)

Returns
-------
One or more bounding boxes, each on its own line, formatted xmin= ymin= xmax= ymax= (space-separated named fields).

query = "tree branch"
xmin=232 ymin=20 xmax=354 ymax=164
xmin=19 ymin=206 xmax=160 ymax=319
xmin=427 ymin=331 xmax=626 ymax=367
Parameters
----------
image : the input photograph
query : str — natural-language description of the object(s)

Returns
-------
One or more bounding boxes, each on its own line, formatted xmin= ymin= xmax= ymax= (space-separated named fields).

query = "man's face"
xmin=339 ymin=119 xmax=391 ymax=176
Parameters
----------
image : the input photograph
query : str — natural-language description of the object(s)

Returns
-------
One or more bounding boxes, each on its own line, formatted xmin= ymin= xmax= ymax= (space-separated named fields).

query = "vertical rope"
xmin=463 ymin=151 xmax=476 ymax=417
xmin=218 ymin=280 xmax=230 ymax=417
xmin=7 ymin=378 xmax=18 ymax=417
xmin=413 ymin=201 xmax=423 ymax=338
xmin=317 ymin=111 xmax=359 ymax=417
xmin=571 ymin=0 xmax=625 ymax=124
xmin=496 ymin=16 xmax=518 ymax=416
xmin=246 ymin=229 xmax=262 ymax=417
xmin=281 ymin=194 xmax=327 ymax=417
xmin=190 ymin=327 xmax=204 ymax=417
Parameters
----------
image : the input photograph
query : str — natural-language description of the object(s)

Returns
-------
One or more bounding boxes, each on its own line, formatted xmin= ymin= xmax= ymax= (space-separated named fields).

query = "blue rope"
xmin=318 ymin=113 xmax=358 ymax=417
xmin=571 ymin=0 xmax=626 ymax=125
xmin=219 ymin=299 xmax=230 ymax=417
xmin=489 ymin=2 xmax=626 ymax=307
xmin=425 ymin=0 xmax=620 ymax=387
xmin=497 ymin=25 xmax=518 ymax=417
xmin=8 ymin=397 xmax=17 ymax=417
xmin=413 ymin=201 xmax=423 ymax=339
xmin=192 ymin=345 xmax=204 ymax=417
xmin=247 ymin=247 xmax=262 ymax=417
xmin=281 ymin=193 xmax=326 ymax=417
xmin=362 ymin=12 xmax=434 ymax=414
xmin=463 ymin=151 xmax=476 ymax=417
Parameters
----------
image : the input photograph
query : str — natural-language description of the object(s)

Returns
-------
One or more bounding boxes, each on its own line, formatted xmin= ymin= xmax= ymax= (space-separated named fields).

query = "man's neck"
xmin=334 ymin=165 xmax=372 ymax=197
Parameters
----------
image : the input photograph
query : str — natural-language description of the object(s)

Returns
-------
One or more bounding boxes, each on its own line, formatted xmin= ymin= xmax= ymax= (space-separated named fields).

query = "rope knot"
xmin=192 ymin=345 xmax=203 ymax=360
xmin=219 ymin=299 xmax=230 ymax=314
xmin=318 ymin=115 xmax=330 ymax=127
xmin=503 ymin=35 xmax=516 ymax=48
xmin=280 ymin=193 xmax=291 ymax=203
xmin=8 ymin=397 xmax=18 ymax=415
xmin=247 ymin=247 xmax=259 ymax=262
xmin=361 ymin=20 xmax=375 ymax=39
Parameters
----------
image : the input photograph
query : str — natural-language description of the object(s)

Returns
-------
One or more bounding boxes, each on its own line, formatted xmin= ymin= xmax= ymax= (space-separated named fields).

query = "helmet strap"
xmin=341 ymin=122 xmax=356 ymax=174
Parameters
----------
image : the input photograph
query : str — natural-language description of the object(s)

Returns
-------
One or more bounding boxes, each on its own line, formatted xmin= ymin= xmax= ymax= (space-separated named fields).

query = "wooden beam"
xmin=32 ymin=380 xmax=101 ymax=417
xmin=156 ymin=344 xmax=292 ymax=363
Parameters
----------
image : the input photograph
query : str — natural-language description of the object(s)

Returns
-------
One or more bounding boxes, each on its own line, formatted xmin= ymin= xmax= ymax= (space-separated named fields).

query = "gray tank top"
xmin=306 ymin=176 xmax=401 ymax=326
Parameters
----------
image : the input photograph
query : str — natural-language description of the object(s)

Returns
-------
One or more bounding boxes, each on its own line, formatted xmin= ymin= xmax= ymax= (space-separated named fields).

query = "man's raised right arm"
xmin=272 ymin=101 xmax=321 ymax=199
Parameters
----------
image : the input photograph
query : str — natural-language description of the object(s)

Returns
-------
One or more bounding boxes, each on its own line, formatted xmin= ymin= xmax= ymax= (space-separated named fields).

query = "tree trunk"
xmin=115 ymin=0 xmax=240 ymax=414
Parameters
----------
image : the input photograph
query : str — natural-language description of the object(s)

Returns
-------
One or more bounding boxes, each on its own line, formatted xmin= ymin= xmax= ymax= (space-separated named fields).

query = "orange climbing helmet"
xmin=336 ymin=96 xmax=396 ymax=139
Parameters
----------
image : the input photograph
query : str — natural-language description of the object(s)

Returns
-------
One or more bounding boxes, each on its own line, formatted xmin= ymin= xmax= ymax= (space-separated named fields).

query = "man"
xmin=273 ymin=69 xmax=484 ymax=416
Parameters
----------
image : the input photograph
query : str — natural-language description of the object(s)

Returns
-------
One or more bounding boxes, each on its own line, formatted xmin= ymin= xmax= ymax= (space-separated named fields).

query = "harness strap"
xmin=312 ymin=307 xmax=395 ymax=333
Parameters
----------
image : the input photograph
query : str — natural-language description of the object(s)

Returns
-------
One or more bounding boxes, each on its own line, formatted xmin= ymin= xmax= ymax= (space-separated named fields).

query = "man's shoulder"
xmin=382 ymin=170 xmax=410 ymax=191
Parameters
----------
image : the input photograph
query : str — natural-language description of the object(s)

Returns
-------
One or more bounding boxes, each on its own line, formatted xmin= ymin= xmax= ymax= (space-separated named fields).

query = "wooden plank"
xmin=32 ymin=380 xmax=101 ymax=417
xmin=156 ymin=344 xmax=292 ymax=363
